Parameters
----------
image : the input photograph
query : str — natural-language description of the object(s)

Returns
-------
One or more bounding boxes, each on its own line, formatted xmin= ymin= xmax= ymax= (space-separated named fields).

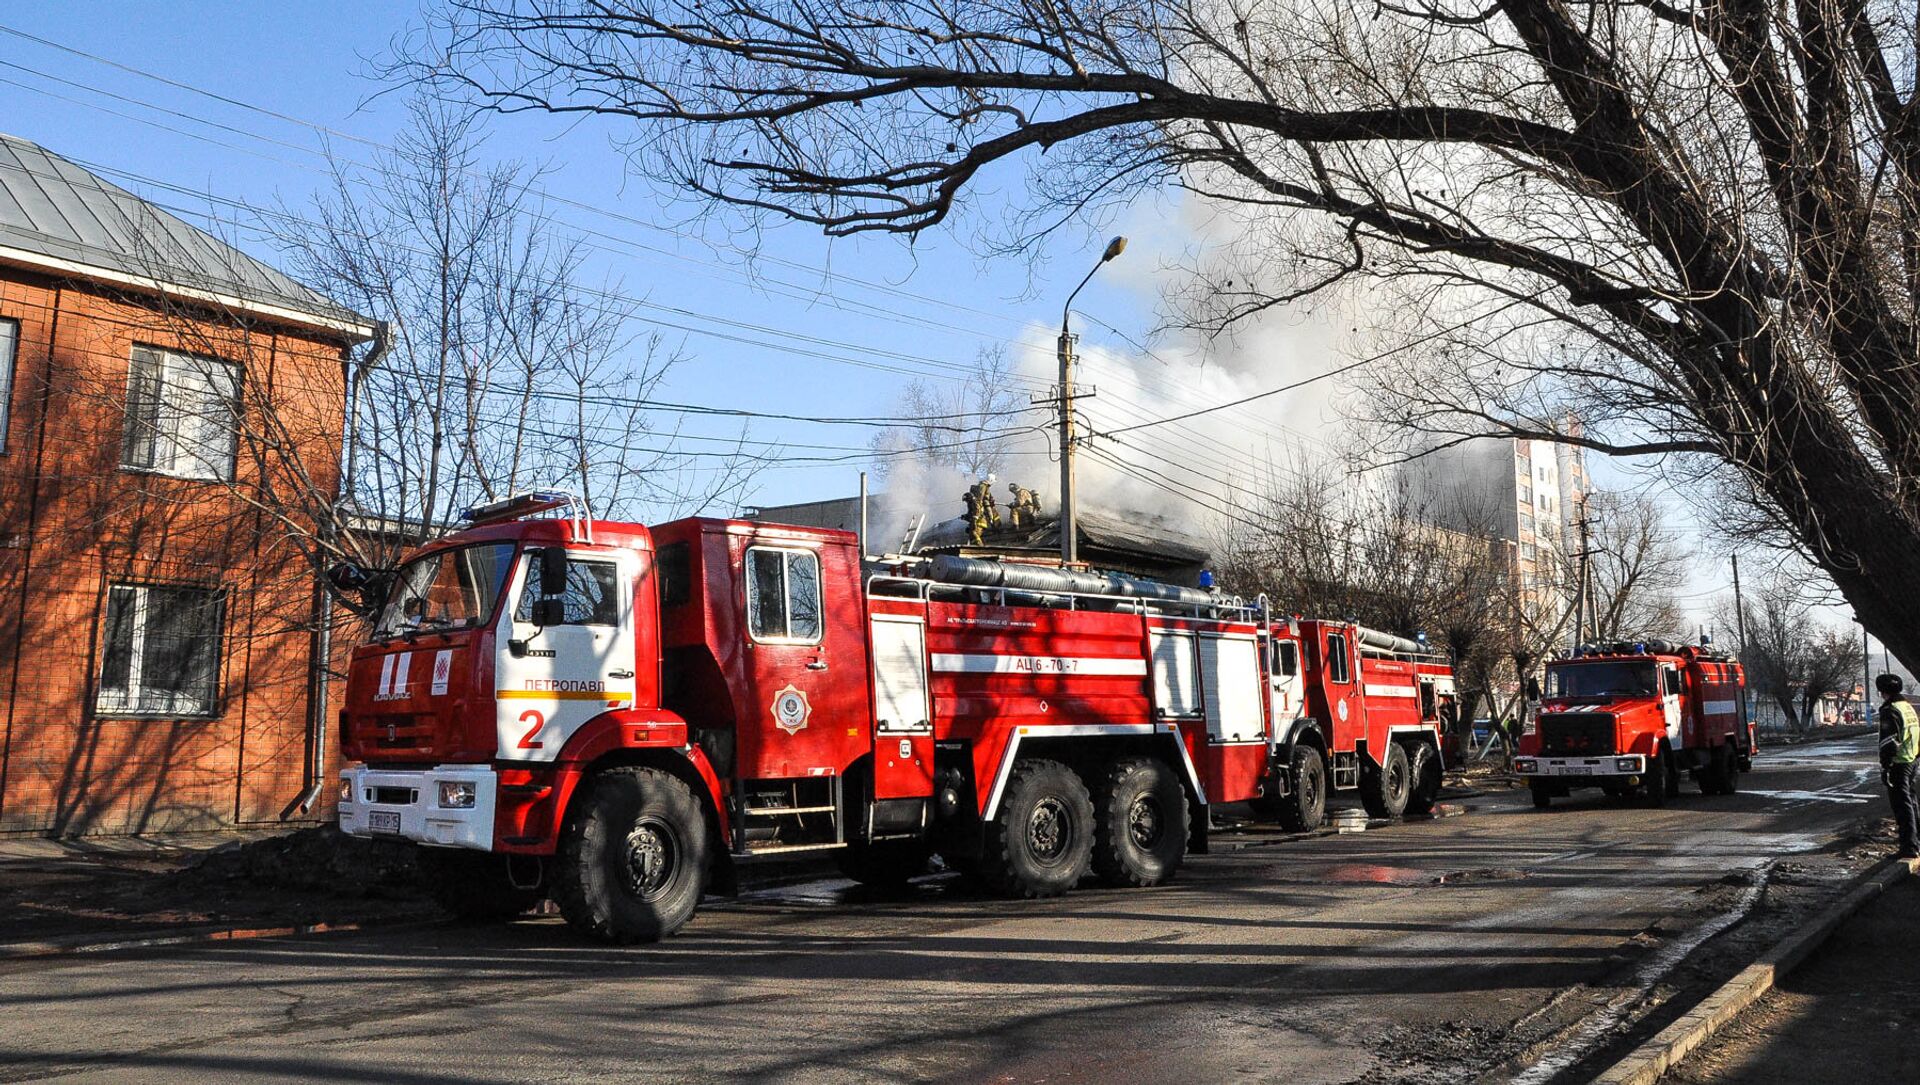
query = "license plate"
xmin=368 ymin=810 xmax=402 ymax=834
xmin=1560 ymin=766 xmax=1593 ymax=776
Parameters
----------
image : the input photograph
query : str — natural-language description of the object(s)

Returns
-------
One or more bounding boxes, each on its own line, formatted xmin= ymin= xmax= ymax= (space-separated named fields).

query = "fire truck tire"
xmin=1275 ymin=745 xmax=1328 ymax=832
xmin=555 ymin=766 xmax=709 ymax=943
xmin=1642 ymin=744 xmax=1677 ymax=807
xmin=1530 ymin=781 xmax=1553 ymax=808
xmin=1405 ymin=743 xmax=1443 ymax=816
xmin=981 ymin=759 xmax=1094 ymax=899
xmin=419 ymin=848 xmax=545 ymax=920
xmin=1092 ymin=757 xmax=1190 ymax=888
xmin=1705 ymin=745 xmax=1738 ymax=795
xmin=1360 ymin=742 xmax=1412 ymax=820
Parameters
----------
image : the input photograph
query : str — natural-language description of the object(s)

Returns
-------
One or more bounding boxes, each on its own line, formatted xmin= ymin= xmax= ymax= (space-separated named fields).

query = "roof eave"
xmin=0 ymin=244 xmax=377 ymax=344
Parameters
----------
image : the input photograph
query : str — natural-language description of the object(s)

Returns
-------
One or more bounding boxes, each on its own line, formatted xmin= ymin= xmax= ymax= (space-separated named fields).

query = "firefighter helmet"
xmin=1877 ymin=673 xmax=1904 ymax=697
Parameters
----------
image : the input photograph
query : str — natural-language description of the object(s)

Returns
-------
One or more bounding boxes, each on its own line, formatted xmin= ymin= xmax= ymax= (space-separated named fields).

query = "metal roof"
xmin=0 ymin=132 xmax=373 ymax=340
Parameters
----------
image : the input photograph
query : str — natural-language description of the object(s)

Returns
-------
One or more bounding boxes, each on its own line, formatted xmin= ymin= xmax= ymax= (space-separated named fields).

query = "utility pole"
xmin=1570 ymin=511 xmax=1593 ymax=653
xmin=1044 ymin=236 xmax=1126 ymax=566
xmin=1731 ymin=553 xmax=1750 ymax=721
xmin=1863 ymin=623 xmax=1874 ymax=724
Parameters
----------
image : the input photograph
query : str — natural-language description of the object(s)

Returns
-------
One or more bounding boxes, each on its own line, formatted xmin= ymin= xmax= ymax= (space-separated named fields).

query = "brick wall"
xmin=0 ymin=267 xmax=352 ymax=836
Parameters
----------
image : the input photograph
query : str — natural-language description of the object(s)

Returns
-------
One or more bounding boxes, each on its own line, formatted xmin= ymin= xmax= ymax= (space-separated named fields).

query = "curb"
xmin=1591 ymin=854 xmax=1919 ymax=1085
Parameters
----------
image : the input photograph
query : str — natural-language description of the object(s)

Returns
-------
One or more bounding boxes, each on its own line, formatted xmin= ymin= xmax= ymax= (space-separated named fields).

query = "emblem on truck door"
xmin=772 ymin=684 xmax=813 ymax=735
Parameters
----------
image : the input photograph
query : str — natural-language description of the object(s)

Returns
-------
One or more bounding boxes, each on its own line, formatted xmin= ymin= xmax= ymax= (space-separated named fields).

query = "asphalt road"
xmin=0 ymin=735 xmax=1888 ymax=1085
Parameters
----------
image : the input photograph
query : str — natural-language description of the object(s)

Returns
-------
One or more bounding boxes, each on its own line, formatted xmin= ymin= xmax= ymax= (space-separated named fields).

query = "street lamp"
xmin=1056 ymin=235 xmax=1127 ymax=565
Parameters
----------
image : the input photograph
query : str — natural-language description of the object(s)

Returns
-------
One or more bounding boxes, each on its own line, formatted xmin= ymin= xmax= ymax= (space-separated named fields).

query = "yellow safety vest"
xmin=1888 ymin=701 xmax=1920 ymax=766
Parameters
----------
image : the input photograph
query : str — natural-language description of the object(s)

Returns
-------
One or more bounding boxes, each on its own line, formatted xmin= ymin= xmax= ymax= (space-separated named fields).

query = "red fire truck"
xmin=1262 ymin=621 xmax=1457 ymax=831
xmin=1514 ymin=641 xmax=1753 ymax=807
xmin=334 ymin=493 xmax=1455 ymax=942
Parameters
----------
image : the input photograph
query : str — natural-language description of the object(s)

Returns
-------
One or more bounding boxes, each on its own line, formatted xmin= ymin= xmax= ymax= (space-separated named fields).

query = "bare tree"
xmin=1215 ymin=452 xmax=1518 ymax=743
xmin=272 ymin=98 xmax=759 ymax=582
xmin=870 ymin=344 xmax=1029 ymax=480
xmin=407 ymin=0 xmax=1920 ymax=671
xmin=1719 ymin=573 xmax=1863 ymax=733
xmin=1583 ymin=493 xmax=1690 ymax=642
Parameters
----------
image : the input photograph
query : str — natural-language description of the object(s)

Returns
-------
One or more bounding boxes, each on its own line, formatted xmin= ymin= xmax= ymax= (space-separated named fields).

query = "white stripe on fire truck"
xmin=930 ymin=653 xmax=1150 ymax=677
xmin=377 ymin=654 xmax=396 ymax=697
xmin=392 ymin=651 xmax=411 ymax=693
xmin=1362 ymin=683 xmax=1417 ymax=698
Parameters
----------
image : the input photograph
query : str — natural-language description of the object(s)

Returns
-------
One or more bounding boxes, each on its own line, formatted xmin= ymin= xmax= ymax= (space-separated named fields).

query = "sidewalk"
xmin=1664 ymin=865 xmax=1920 ymax=1083
xmin=0 ymin=826 xmax=438 ymax=955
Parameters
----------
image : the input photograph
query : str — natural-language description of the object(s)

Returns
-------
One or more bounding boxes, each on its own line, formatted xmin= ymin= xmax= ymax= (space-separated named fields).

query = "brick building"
xmin=0 ymin=133 xmax=376 ymax=835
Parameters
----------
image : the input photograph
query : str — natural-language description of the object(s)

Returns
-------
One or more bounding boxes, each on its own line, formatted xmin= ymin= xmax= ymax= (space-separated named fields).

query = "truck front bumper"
xmin=338 ymin=763 xmax=497 ymax=850
xmin=1513 ymin=754 xmax=1646 ymax=779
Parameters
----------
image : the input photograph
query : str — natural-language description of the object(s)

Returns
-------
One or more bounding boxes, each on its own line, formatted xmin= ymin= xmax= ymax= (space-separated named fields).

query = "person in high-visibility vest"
xmin=1876 ymin=673 xmax=1920 ymax=860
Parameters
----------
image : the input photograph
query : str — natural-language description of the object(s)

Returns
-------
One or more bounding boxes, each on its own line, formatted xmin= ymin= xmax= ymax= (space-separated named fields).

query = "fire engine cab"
xmin=1515 ymin=641 xmax=1753 ymax=807
xmin=334 ymin=493 xmax=1457 ymax=942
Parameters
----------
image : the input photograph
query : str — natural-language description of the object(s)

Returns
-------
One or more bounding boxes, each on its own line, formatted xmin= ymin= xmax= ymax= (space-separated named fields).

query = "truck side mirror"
xmin=327 ymin=563 xmax=369 ymax=593
xmin=538 ymin=547 xmax=570 ymax=597
xmin=1526 ymin=677 xmax=1542 ymax=701
xmin=532 ymin=597 xmax=567 ymax=626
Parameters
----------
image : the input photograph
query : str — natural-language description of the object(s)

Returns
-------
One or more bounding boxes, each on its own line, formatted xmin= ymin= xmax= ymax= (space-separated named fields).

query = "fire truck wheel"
xmin=1642 ymin=745 xmax=1676 ymax=807
xmin=1706 ymin=745 xmax=1738 ymax=795
xmin=555 ymin=766 xmax=709 ymax=943
xmin=1404 ymin=743 xmax=1443 ymax=816
xmin=981 ymin=759 xmax=1094 ymax=899
xmin=418 ymin=848 xmax=545 ymax=921
xmin=1530 ymin=781 xmax=1553 ymax=808
xmin=1361 ymin=742 xmax=1412 ymax=820
xmin=1275 ymin=745 xmax=1327 ymax=832
xmin=1092 ymin=757 xmax=1190 ymax=888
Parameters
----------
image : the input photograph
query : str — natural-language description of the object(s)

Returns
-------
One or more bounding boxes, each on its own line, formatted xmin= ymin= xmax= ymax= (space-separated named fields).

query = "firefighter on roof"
xmin=966 ymin=475 xmax=1000 ymax=544
xmin=1007 ymin=483 xmax=1040 ymax=530
xmin=1877 ymin=673 xmax=1920 ymax=859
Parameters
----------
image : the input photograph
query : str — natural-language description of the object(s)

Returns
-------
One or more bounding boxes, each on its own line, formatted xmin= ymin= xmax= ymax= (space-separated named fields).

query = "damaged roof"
xmin=0 ymin=132 xmax=374 ymax=340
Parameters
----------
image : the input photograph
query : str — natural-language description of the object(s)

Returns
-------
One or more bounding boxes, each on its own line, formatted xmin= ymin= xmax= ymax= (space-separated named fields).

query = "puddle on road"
xmin=1741 ymin=789 xmax=1873 ymax=804
xmin=1323 ymin=864 xmax=1431 ymax=886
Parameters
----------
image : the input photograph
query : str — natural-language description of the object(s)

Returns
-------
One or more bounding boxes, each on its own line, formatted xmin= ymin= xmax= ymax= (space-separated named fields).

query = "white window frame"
xmin=120 ymin=345 xmax=241 ymax=482
xmin=96 ymin=583 xmax=225 ymax=718
xmin=0 ymin=317 xmax=17 ymax=453
xmin=745 ymin=545 xmax=824 ymax=644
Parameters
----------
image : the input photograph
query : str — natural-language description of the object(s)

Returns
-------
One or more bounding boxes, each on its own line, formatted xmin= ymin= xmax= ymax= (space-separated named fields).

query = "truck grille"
xmin=1539 ymin=713 xmax=1616 ymax=756
xmin=348 ymin=713 xmax=436 ymax=751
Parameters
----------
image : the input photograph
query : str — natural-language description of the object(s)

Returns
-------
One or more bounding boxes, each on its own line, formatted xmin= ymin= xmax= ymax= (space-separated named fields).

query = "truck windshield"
xmin=375 ymin=543 xmax=515 ymax=637
xmin=1547 ymin=661 xmax=1659 ymax=699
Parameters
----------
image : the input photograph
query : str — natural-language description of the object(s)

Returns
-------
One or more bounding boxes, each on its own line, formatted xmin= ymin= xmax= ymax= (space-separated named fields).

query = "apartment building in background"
xmin=1410 ymin=431 xmax=1590 ymax=624
xmin=0 ymin=133 xmax=375 ymax=835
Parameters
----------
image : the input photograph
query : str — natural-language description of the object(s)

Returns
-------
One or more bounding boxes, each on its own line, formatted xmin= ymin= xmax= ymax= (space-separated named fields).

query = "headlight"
xmin=1515 ymin=758 xmax=1536 ymax=773
xmin=339 ymin=779 xmax=354 ymax=803
xmin=437 ymin=781 xmax=477 ymax=809
xmin=1616 ymin=758 xmax=1639 ymax=772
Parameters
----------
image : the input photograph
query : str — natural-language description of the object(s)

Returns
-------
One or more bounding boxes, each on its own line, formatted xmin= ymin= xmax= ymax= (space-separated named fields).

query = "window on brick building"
xmin=97 ymin=584 xmax=225 ymax=717
xmin=0 ymin=317 xmax=17 ymax=452
xmin=120 ymin=346 xmax=241 ymax=481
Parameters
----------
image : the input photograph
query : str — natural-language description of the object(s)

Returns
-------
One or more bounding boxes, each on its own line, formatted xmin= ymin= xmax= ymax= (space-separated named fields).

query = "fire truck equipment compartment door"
xmin=869 ymin=614 xmax=934 ymax=800
xmin=495 ymin=547 xmax=641 ymax=761
xmin=871 ymin=616 xmax=931 ymax=735
xmin=1150 ymin=630 xmax=1202 ymax=720
xmin=1201 ymin=634 xmax=1264 ymax=743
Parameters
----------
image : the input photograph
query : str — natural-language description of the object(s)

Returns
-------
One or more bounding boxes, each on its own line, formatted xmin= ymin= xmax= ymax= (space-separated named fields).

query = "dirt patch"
xmin=0 ymin=827 xmax=438 ymax=949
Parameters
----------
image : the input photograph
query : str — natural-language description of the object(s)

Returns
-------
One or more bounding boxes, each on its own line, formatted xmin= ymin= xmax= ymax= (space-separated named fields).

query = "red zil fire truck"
xmin=1515 ymin=641 xmax=1753 ymax=807
xmin=334 ymin=493 xmax=1457 ymax=942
